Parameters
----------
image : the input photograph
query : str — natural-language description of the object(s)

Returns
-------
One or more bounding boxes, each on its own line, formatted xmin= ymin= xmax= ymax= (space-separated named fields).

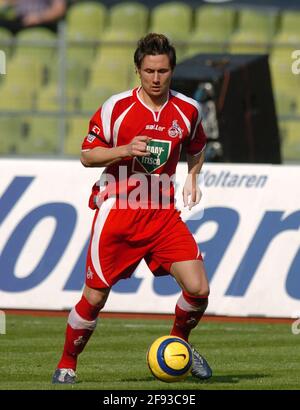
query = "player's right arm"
xmin=81 ymin=136 xmax=151 ymax=168
xmin=80 ymin=109 xmax=150 ymax=167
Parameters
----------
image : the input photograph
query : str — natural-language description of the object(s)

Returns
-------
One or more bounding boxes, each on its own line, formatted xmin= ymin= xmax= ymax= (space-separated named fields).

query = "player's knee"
xmin=199 ymin=284 xmax=210 ymax=297
xmin=185 ymin=284 xmax=210 ymax=298
xmin=84 ymin=287 xmax=109 ymax=311
xmin=88 ymin=295 xmax=107 ymax=310
xmin=90 ymin=298 xmax=107 ymax=311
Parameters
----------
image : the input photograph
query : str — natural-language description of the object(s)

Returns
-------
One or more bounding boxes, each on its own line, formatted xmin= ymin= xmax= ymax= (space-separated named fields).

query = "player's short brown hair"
xmin=134 ymin=33 xmax=176 ymax=70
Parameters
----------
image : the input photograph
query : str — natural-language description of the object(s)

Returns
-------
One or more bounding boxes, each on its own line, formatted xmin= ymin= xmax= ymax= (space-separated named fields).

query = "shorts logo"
xmin=168 ymin=120 xmax=183 ymax=139
xmin=86 ymin=266 xmax=93 ymax=280
xmin=132 ymin=139 xmax=171 ymax=174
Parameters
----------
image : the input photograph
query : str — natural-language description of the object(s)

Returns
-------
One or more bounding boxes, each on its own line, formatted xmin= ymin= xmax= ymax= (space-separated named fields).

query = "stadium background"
xmin=0 ymin=0 xmax=299 ymax=317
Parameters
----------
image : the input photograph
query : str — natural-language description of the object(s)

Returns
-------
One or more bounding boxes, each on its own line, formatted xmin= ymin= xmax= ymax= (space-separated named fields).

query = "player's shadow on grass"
xmin=123 ymin=374 xmax=267 ymax=384
xmin=185 ymin=373 xmax=268 ymax=384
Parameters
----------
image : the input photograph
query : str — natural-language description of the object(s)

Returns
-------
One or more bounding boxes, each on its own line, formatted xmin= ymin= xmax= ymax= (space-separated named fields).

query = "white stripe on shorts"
xmin=91 ymin=197 xmax=116 ymax=287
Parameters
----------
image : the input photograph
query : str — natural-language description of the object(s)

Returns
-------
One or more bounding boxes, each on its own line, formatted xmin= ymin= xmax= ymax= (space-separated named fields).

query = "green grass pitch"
xmin=0 ymin=313 xmax=299 ymax=390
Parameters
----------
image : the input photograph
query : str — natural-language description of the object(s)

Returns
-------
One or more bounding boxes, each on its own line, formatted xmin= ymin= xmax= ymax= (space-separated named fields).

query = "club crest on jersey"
xmin=132 ymin=139 xmax=171 ymax=174
xmin=168 ymin=120 xmax=183 ymax=139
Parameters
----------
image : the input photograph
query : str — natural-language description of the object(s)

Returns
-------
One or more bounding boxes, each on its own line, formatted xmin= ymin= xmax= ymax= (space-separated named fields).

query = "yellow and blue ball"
xmin=147 ymin=335 xmax=193 ymax=382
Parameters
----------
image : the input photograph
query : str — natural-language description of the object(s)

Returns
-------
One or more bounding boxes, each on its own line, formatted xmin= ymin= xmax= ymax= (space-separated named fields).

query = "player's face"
xmin=138 ymin=54 xmax=173 ymax=100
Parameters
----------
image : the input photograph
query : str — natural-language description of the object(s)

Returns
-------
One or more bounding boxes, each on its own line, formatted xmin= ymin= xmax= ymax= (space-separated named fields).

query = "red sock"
xmin=170 ymin=291 xmax=208 ymax=342
xmin=57 ymin=295 xmax=100 ymax=370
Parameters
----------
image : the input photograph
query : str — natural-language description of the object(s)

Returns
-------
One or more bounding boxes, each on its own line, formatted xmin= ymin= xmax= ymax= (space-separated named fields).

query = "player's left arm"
xmin=183 ymin=106 xmax=206 ymax=210
xmin=183 ymin=151 xmax=205 ymax=210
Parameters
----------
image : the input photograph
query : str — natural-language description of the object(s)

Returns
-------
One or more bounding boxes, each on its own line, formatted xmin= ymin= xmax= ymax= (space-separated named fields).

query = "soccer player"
xmin=52 ymin=33 xmax=212 ymax=384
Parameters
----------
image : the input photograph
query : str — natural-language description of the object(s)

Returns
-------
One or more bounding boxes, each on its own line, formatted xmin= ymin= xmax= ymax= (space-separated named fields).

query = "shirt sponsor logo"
xmin=133 ymin=139 xmax=171 ymax=174
xmin=145 ymin=124 xmax=165 ymax=132
xmin=168 ymin=120 xmax=183 ymax=139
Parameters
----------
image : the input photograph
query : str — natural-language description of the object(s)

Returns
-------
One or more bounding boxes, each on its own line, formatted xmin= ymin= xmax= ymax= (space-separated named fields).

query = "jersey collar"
xmin=134 ymin=86 xmax=170 ymax=122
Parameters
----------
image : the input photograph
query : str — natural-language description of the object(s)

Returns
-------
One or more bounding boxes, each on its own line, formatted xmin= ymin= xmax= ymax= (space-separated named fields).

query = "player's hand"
xmin=125 ymin=136 xmax=151 ymax=157
xmin=183 ymin=174 xmax=202 ymax=210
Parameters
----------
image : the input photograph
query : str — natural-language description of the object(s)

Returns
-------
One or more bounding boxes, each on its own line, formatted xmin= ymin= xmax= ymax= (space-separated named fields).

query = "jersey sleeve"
xmin=81 ymin=108 xmax=112 ymax=151
xmin=186 ymin=115 xmax=207 ymax=156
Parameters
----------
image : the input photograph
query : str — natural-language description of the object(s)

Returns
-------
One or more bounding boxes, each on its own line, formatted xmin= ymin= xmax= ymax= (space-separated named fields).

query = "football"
xmin=146 ymin=335 xmax=193 ymax=382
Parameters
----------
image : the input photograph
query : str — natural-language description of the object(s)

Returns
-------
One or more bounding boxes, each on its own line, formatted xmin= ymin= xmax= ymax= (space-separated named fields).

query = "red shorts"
xmin=85 ymin=197 xmax=202 ymax=289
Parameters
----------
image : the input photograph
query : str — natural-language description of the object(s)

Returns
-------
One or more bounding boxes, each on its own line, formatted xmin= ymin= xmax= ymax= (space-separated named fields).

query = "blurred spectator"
xmin=0 ymin=0 xmax=66 ymax=32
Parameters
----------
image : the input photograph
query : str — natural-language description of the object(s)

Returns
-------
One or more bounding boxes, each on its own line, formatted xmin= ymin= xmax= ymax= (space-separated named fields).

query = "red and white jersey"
xmin=82 ymin=87 xmax=206 ymax=208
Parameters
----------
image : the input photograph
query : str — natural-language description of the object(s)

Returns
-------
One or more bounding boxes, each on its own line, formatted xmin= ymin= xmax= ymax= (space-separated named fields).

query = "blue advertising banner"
xmin=0 ymin=159 xmax=299 ymax=317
